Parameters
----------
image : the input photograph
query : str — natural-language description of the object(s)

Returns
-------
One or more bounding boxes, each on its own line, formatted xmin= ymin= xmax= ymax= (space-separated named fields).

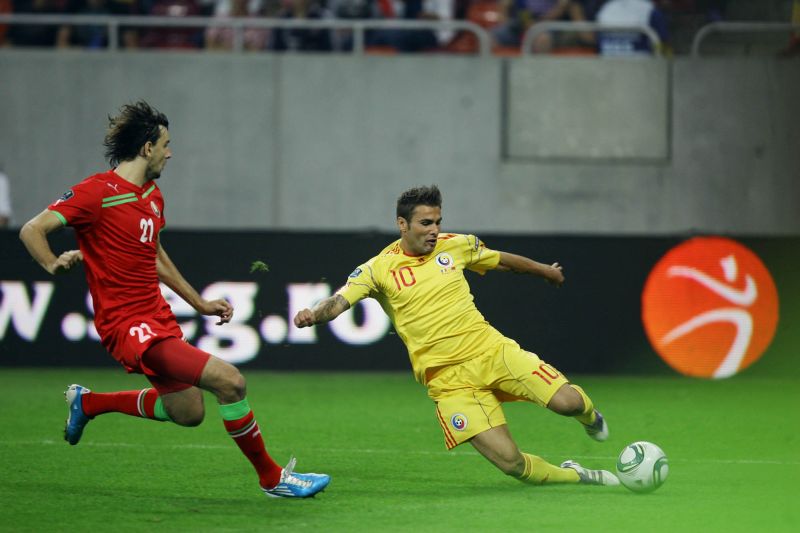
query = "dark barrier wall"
xmin=1 ymin=230 xmax=797 ymax=377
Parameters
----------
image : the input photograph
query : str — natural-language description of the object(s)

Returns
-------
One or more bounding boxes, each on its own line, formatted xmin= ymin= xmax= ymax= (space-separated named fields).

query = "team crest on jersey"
xmin=349 ymin=267 xmax=362 ymax=278
xmin=435 ymin=252 xmax=456 ymax=273
xmin=150 ymin=201 xmax=160 ymax=217
xmin=451 ymin=414 xmax=468 ymax=431
xmin=55 ymin=189 xmax=74 ymax=204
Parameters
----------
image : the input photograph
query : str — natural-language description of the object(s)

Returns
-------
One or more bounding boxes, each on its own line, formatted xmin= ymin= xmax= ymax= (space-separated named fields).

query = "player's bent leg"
xmin=197 ymin=356 xmax=246 ymax=404
xmin=198 ymin=355 xmax=330 ymax=496
xmin=469 ymin=425 xmax=526 ymax=477
xmin=158 ymin=386 xmax=205 ymax=427
xmin=470 ymin=426 xmax=581 ymax=485
xmin=569 ymin=384 xmax=608 ymax=440
xmin=546 ymin=383 xmax=585 ymax=416
xmin=547 ymin=383 xmax=609 ymax=442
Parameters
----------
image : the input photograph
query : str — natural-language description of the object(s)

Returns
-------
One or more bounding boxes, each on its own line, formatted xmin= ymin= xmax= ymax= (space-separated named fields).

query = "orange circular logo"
xmin=642 ymin=237 xmax=779 ymax=378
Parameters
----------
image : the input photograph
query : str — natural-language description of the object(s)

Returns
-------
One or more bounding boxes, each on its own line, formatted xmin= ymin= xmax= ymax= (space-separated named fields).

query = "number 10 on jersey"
xmin=390 ymin=267 xmax=417 ymax=290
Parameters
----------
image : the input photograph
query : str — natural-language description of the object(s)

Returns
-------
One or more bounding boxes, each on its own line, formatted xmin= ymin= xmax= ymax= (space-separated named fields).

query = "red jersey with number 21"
xmin=48 ymin=170 xmax=181 ymax=368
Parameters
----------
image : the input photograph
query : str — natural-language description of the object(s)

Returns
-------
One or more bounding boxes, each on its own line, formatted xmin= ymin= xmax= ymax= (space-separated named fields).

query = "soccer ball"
xmin=616 ymin=441 xmax=669 ymax=493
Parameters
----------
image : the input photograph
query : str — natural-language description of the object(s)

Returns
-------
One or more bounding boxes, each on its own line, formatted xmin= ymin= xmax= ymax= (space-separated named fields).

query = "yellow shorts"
xmin=427 ymin=340 xmax=569 ymax=449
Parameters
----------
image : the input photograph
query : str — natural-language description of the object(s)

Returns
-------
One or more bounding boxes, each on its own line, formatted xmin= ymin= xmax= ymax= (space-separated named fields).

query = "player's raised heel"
xmin=583 ymin=409 xmax=609 ymax=442
xmin=64 ymin=384 xmax=92 ymax=446
xmin=262 ymin=457 xmax=331 ymax=499
xmin=561 ymin=460 xmax=620 ymax=486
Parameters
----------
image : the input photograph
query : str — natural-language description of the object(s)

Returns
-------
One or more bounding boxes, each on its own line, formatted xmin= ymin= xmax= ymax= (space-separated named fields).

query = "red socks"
xmin=82 ymin=389 xmax=282 ymax=489
xmin=222 ymin=410 xmax=282 ymax=489
xmin=82 ymin=389 xmax=159 ymax=419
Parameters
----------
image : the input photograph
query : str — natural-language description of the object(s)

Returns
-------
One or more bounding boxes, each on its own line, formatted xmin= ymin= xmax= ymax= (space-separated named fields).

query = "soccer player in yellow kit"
xmin=294 ymin=185 xmax=619 ymax=486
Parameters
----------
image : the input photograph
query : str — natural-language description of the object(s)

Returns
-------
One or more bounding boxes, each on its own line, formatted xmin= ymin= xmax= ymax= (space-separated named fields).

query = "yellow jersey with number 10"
xmin=337 ymin=233 xmax=506 ymax=384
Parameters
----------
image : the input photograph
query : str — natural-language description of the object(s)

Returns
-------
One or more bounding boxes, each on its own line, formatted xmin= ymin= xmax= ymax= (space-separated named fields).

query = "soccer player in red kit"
xmin=19 ymin=101 xmax=329 ymax=499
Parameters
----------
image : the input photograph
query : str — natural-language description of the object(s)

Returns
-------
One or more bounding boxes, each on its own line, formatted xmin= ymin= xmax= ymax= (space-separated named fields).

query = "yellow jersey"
xmin=337 ymin=233 xmax=507 ymax=384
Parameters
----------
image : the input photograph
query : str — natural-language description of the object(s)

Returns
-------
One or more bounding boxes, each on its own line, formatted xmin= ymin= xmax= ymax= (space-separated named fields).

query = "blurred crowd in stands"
xmin=0 ymin=0 xmax=797 ymax=55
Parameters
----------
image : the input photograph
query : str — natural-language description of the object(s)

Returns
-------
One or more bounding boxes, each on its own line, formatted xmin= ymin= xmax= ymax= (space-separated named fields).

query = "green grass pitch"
xmin=0 ymin=368 xmax=797 ymax=532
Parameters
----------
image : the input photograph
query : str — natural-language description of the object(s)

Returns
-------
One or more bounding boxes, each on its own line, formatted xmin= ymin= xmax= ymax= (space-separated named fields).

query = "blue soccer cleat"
xmin=262 ymin=457 xmax=331 ymax=498
xmin=64 ymin=384 xmax=92 ymax=445
xmin=583 ymin=409 xmax=609 ymax=442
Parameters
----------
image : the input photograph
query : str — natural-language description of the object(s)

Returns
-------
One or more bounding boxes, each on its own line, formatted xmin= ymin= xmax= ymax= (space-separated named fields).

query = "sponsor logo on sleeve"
xmin=348 ymin=268 xmax=363 ymax=278
xmin=55 ymin=190 xmax=74 ymax=204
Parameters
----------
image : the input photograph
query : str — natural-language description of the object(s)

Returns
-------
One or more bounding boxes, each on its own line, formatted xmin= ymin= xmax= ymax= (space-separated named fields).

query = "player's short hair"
xmin=396 ymin=185 xmax=442 ymax=222
xmin=103 ymin=101 xmax=169 ymax=166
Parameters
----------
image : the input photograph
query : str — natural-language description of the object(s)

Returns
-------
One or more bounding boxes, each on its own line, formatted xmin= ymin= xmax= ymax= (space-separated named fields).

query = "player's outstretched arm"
xmin=495 ymin=251 xmax=565 ymax=287
xmin=19 ymin=209 xmax=83 ymax=275
xmin=294 ymin=294 xmax=351 ymax=328
xmin=156 ymin=242 xmax=233 ymax=325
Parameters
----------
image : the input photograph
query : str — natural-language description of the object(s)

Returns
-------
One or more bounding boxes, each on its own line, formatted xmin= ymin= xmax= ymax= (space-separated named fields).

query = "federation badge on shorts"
xmin=451 ymin=413 xmax=468 ymax=431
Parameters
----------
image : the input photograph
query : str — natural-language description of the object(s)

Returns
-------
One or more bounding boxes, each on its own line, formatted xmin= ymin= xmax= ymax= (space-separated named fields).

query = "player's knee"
xmin=177 ymin=411 xmax=205 ymax=427
xmin=216 ymin=365 xmax=246 ymax=403
xmin=547 ymin=385 xmax=584 ymax=416
xmin=170 ymin=406 xmax=205 ymax=427
xmin=229 ymin=369 xmax=246 ymax=399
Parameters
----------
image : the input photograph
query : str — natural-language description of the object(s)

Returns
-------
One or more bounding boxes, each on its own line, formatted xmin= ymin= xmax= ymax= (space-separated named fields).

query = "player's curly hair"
xmin=103 ymin=101 xmax=169 ymax=166
xmin=396 ymin=185 xmax=442 ymax=221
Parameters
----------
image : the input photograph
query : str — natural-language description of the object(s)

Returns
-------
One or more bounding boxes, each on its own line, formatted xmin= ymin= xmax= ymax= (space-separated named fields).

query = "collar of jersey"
xmin=109 ymin=169 xmax=154 ymax=195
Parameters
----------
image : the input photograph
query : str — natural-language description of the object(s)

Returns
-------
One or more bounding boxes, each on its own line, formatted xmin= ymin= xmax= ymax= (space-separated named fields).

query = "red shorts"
xmin=140 ymin=337 xmax=212 ymax=395
xmin=104 ymin=314 xmax=210 ymax=395
xmin=104 ymin=313 xmax=184 ymax=373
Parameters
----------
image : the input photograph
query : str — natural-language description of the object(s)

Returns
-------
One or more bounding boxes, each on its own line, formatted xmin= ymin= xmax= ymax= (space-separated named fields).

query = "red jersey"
xmin=49 ymin=170 xmax=179 ymax=359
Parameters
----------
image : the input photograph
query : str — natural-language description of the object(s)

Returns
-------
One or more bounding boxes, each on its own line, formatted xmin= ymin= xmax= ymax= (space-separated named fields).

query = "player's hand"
xmin=547 ymin=262 xmax=565 ymax=287
xmin=293 ymin=309 xmax=315 ymax=328
xmin=199 ymin=299 xmax=234 ymax=325
xmin=50 ymin=250 xmax=83 ymax=275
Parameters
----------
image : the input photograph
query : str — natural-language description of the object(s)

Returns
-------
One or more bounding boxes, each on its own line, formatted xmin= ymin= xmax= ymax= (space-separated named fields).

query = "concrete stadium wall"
xmin=0 ymin=51 xmax=798 ymax=235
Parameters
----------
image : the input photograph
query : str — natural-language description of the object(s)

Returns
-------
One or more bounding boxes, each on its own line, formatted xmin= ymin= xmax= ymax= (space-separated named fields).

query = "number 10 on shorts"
xmin=531 ymin=363 xmax=560 ymax=385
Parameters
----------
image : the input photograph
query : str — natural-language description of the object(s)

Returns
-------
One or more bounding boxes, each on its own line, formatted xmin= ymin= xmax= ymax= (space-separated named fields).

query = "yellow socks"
xmin=518 ymin=453 xmax=580 ymax=484
xmin=570 ymin=384 xmax=596 ymax=426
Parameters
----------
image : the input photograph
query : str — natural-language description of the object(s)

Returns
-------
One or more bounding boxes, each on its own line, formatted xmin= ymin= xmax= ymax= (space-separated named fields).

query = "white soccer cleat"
xmin=583 ymin=409 xmax=609 ymax=442
xmin=561 ymin=460 xmax=620 ymax=486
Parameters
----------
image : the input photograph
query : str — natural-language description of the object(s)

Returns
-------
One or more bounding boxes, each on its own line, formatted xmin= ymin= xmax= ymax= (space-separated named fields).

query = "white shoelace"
xmin=282 ymin=457 xmax=313 ymax=488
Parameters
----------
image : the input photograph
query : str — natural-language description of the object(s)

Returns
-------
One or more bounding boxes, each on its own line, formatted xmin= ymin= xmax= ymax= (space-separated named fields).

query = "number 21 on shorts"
xmin=129 ymin=322 xmax=157 ymax=343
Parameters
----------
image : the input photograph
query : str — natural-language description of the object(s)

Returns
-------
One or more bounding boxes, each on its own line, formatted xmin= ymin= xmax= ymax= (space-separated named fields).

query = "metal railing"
xmin=0 ymin=14 xmax=492 ymax=56
xmin=521 ymin=21 xmax=662 ymax=55
xmin=4 ymin=15 xmax=796 ymax=58
xmin=690 ymin=22 xmax=800 ymax=56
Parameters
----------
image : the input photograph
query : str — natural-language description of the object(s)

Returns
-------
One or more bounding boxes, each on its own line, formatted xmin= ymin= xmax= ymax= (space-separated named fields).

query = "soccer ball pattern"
xmin=616 ymin=441 xmax=669 ymax=493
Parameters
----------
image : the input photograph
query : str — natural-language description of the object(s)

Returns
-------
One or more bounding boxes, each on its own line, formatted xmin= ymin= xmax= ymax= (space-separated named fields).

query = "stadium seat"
xmin=551 ymin=46 xmax=597 ymax=56
xmin=445 ymin=0 xmax=505 ymax=54
xmin=467 ymin=0 xmax=504 ymax=29
xmin=365 ymin=45 xmax=399 ymax=55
